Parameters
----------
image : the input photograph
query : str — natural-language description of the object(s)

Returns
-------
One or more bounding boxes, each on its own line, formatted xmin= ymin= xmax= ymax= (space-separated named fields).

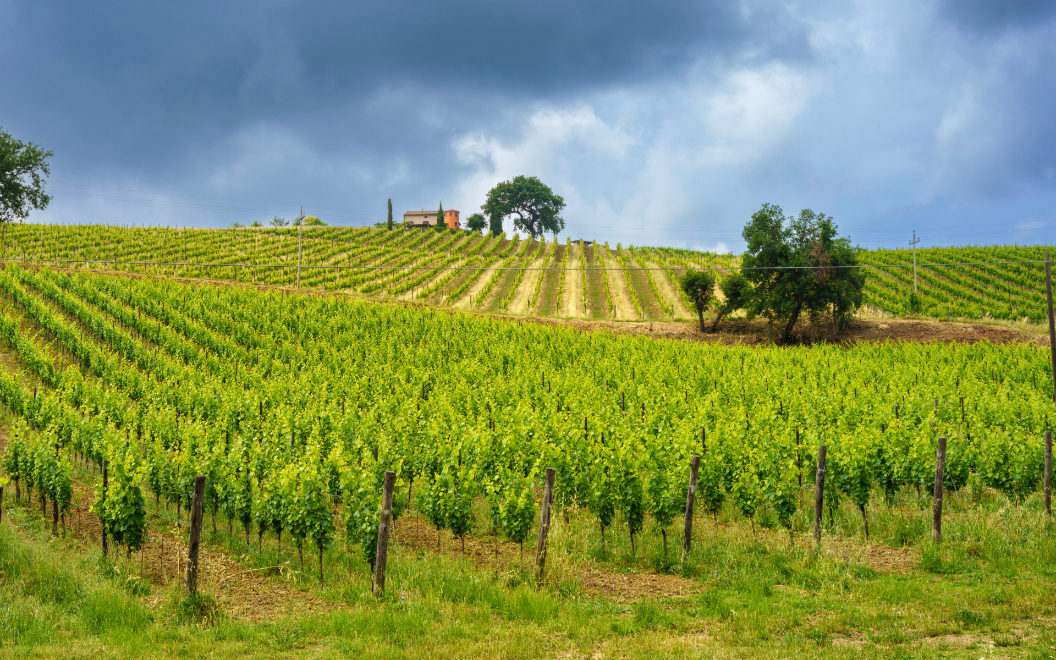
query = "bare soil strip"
xmin=600 ymin=250 xmax=638 ymax=321
xmin=508 ymin=252 xmax=546 ymax=315
xmin=563 ymin=244 xmax=584 ymax=318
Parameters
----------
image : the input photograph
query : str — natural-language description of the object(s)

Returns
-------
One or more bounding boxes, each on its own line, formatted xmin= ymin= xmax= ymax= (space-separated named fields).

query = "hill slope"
xmin=3 ymin=223 xmax=1052 ymax=323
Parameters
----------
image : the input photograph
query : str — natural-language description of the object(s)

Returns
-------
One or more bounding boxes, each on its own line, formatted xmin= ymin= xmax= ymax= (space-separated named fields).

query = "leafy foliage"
xmin=482 ymin=176 xmax=566 ymax=240
xmin=741 ymin=203 xmax=865 ymax=341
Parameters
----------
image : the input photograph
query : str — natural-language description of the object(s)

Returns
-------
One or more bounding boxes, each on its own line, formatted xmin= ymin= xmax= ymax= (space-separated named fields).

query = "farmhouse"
xmin=404 ymin=209 xmax=460 ymax=229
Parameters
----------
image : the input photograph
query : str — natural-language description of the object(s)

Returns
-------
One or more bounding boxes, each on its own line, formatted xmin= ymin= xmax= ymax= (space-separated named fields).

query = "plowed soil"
xmin=508 ymin=316 xmax=1047 ymax=347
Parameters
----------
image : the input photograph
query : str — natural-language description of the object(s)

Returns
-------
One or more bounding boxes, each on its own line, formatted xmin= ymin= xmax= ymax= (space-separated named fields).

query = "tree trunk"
xmin=696 ymin=304 xmax=706 ymax=332
xmin=859 ymin=503 xmax=870 ymax=540
xmin=710 ymin=307 xmax=728 ymax=333
xmin=662 ymin=528 xmax=668 ymax=556
xmin=782 ymin=300 xmax=804 ymax=342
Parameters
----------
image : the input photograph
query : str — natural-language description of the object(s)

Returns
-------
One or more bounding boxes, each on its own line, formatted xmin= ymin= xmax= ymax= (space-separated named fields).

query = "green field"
xmin=7 ymin=223 xmax=1046 ymax=324
xmin=0 ymin=262 xmax=1055 ymax=657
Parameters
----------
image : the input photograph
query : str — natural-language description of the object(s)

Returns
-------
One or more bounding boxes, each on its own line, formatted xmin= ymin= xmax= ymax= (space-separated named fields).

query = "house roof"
xmin=403 ymin=209 xmax=460 ymax=215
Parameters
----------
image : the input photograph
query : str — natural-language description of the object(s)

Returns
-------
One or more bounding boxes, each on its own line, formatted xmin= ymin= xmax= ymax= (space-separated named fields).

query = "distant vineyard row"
xmin=3 ymin=224 xmax=1052 ymax=323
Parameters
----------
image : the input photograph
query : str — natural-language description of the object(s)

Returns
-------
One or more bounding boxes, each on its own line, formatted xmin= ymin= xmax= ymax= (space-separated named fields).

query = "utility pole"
xmin=909 ymin=231 xmax=920 ymax=294
xmin=296 ymin=205 xmax=304 ymax=289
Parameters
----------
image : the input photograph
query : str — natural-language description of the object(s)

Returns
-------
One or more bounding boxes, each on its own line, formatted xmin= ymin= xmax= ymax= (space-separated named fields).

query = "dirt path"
xmin=600 ymin=250 xmax=638 ymax=321
xmin=506 ymin=315 xmax=1047 ymax=347
xmin=508 ymin=251 xmax=547 ymax=315
xmin=562 ymin=244 xmax=584 ymax=318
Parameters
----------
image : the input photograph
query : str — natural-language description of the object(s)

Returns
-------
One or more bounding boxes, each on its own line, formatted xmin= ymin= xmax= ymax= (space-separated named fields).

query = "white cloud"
xmin=449 ymin=62 xmax=818 ymax=247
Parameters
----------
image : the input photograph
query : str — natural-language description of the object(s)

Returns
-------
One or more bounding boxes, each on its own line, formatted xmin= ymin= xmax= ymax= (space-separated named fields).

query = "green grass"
xmin=4 ymin=481 xmax=1056 ymax=658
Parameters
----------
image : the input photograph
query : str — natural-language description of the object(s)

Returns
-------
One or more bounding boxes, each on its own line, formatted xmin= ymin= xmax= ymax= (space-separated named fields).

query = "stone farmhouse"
xmin=403 ymin=209 xmax=460 ymax=229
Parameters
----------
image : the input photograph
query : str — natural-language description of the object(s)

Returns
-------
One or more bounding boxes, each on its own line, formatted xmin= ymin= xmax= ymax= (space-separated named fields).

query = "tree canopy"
xmin=465 ymin=213 xmax=487 ymax=234
xmin=482 ymin=176 xmax=565 ymax=240
xmin=711 ymin=272 xmax=753 ymax=333
xmin=679 ymin=270 xmax=716 ymax=332
xmin=0 ymin=126 xmax=52 ymax=235
xmin=740 ymin=203 xmax=865 ymax=341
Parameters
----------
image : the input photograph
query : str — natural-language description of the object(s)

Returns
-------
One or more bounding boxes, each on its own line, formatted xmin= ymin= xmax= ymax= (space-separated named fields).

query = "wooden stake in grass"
xmin=535 ymin=467 xmax=556 ymax=582
xmin=932 ymin=437 xmax=946 ymax=544
xmin=0 ymin=485 xmax=4 ymax=526
xmin=683 ymin=455 xmax=700 ymax=555
xmin=1047 ymin=250 xmax=1056 ymax=404
xmin=186 ymin=474 xmax=206 ymax=596
xmin=374 ymin=471 xmax=396 ymax=596
xmin=813 ymin=444 xmax=827 ymax=554
xmin=1043 ymin=430 xmax=1051 ymax=517
xmin=102 ymin=460 xmax=109 ymax=557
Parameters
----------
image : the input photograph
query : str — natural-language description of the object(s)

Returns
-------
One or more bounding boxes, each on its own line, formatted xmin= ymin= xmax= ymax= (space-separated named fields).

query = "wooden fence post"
xmin=683 ymin=455 xmax=700 ymax=554
xmin=535 ymin=467 xmax=556 ymax=581
xmin=373 ymin=471 xmax=396 ymax=596
xmin=932 ymin=437 xmax=946 ymax=543
xmin=814 ymin=444 xmax=827 ymax=553
xmin=185 ymin=475 xmax=206 ymax=596
xmin=1043 ymin=430 xmax=1051 ymax=517
xmin=101 ymin=460 xmax=108 ymax=557
xmin=1047 ymin=250 xmax=1056 ymax=404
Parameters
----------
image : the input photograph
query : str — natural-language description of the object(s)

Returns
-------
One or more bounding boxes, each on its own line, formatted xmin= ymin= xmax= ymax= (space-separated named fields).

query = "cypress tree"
xmin=436 ymin=201 xmax=445 ymax=230
xmin=387 ymin=198 xmax=393 ymax=230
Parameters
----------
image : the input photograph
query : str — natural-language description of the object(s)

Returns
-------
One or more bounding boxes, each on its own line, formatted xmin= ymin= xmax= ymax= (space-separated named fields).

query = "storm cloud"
xmin=1 ymin=0 xmax=1054 ymax=250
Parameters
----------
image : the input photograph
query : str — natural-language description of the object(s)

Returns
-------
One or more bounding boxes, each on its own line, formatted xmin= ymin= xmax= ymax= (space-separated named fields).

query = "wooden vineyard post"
xmin=1043 ymin=430 xmax=1051 ymax=517
xmin=535 ymin=467 xmax=556 ymax=581
xmin=1047 ymin=250 xmax=1056 ymax=404
xmin=185 ymin=475 xmax=206 ymax=596
xmin=0 ymin=485 xmax=4 ymax=526
xmin=296 ymin=207 xmax=304 ymax=289
xmin=813 ymin=444 xmax=827 ymax=553
xmin=373 ymin=471 xmax=396 ymax=596
xmin=683 ymin=455 xmax=700 ymax=554
xmin=932 ymin=437 xmax=946 ymax=543
xmin=101 ymin=460 xmax=108 ymax=557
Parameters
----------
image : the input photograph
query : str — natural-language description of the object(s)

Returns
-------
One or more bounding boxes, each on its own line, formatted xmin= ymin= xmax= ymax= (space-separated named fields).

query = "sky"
xmin=2 ymin=0 xmax=1055 ymax=253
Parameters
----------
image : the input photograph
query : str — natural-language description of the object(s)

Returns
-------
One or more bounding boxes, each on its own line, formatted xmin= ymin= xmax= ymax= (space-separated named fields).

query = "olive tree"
xmin=679 ymin=269 xmax=716 ymax=332
xmin=741 ymin=203 xmax=865 ymax=342
xmin=710 ymin=272 xmax=753 ymax=332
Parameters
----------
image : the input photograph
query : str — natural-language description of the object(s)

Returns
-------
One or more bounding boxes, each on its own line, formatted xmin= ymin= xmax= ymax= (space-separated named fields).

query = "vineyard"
xmin=6 ymin=223 xmax=1045 ymax=325
xmin=0 ymin=262 xmax=1052 ymax=564
xmin=0 ymin=260 xmax=1054 ymax=655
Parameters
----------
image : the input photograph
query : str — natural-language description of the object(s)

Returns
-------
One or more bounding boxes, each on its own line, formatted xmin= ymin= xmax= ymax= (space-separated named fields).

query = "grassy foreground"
xmin=2 ymin=475 xmax=1055 ymax=659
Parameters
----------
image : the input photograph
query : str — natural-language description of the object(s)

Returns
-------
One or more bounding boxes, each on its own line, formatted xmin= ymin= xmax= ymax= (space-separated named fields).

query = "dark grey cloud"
xmin=1 ymin=0 xmax=1055 ymax=250
xmin=940 ymin=0 xmax=1056 ymax=33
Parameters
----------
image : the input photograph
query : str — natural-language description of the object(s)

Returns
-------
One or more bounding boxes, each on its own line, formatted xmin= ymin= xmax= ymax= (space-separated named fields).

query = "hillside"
xmin=3 ymin=223 xmax=1052 ymax=324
